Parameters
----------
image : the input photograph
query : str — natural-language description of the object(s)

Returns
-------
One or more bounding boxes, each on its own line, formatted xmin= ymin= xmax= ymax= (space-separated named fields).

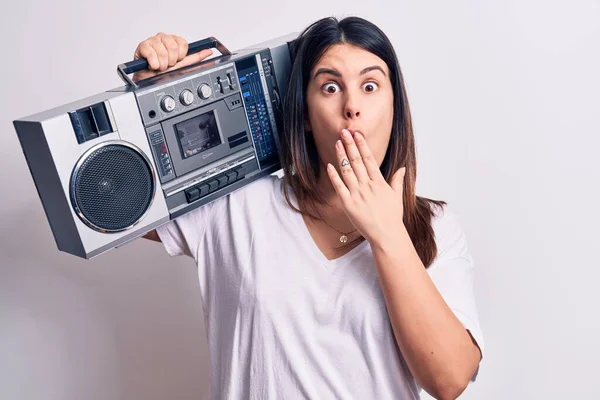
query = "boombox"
xmin=13 ymin=33 xmax=298 ymax=259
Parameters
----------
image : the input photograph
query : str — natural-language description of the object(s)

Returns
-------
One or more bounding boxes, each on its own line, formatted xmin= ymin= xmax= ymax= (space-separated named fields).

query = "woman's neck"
xmin=311 ymin=163 xmax=356 ymax=233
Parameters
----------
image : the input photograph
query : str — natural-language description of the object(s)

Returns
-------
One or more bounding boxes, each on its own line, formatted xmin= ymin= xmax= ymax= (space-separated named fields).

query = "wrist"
xmin=371 ymin=224 xmax=411 ymax=256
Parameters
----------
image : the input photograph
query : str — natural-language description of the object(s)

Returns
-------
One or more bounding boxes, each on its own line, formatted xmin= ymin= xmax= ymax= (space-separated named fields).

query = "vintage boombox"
xmin=13 ymin=33 xmax=298 ymax=259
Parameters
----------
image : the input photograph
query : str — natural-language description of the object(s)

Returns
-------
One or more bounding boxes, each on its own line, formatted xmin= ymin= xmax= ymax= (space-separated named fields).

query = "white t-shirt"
xmin=156 ymin=174 xmax=484 ymax=399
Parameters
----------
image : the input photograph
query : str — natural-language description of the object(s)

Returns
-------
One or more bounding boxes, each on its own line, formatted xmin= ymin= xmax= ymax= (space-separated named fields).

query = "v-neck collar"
xmin=280 ymin=179 xmax=369 ymax=271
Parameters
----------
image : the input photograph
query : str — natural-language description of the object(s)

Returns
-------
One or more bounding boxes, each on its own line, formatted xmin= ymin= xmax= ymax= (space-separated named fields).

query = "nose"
xmin=343 ymin=92 xmax=361 ymax=120
xmin=345 ymin=108 xmax=360 ymax=119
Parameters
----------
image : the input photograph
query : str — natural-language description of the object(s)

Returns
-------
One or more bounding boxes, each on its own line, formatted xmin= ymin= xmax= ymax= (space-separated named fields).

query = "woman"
xmin=139 ymin=16 xmax=484 ymax=400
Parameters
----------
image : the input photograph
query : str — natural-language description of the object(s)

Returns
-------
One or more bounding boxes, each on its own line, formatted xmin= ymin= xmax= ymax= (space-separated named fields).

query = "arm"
xmin=325 ymin=130 xmax=482 ymax=400
xmin=372 ymin=228 xmax=481 ymax=400
xmin=132 ymin=33 xmax=213 ymax=246
xmin=142 ymin=230 xmax=161 ymax=242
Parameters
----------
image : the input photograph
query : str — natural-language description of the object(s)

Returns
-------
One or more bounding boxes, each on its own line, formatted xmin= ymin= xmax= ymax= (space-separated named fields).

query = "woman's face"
xmin=305 ymin=43 xmax=394 ymax=174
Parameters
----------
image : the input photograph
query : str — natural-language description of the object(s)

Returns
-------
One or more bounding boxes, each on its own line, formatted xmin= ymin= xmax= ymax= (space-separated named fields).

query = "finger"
xmin=149 ymin=37 xmax=169 ymax=71
xmin=391 ymin=167 xmax=406 ymax=196
xmin=172 ymin=49 xmax=214 ymax=70
xmin=135 ymin=41 xmax=159 ymax=70
xmin=160 ymin=34 xmax=180 ymax=67
xmin=341 ymin=129 xmax=369 ymax=184
xmin=173 ymin=35 xmax=189 ymax=62
xmin=132 ymin=70 xmax=153 ymax=82
xmin=354 ymin=131 xmax=385 ymax=182
xmin=336 ymin=139 xmax=359 ymax=192
xmin=326 ymin=163 xmax=351 ymax=202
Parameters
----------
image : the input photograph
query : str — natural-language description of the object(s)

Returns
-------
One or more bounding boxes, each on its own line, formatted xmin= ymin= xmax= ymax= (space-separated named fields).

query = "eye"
xmin=363 ymin=81 xmax=379 ymax=93
xmin=322 ymin=82 xmax=341 ymax=94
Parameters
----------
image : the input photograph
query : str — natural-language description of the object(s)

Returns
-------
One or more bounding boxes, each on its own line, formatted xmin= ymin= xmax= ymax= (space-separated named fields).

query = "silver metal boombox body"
xmin=13 ymin=33 xmax=298 ymax=259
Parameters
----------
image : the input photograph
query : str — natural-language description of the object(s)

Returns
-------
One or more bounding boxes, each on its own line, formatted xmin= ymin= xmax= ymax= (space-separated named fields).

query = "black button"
xmin=216 ymin=175 xmax=228 ymax=187
xmin=206 ymin=179 xmax=219 ymax=192
xmin=225 ymin=170 xmax=238 ymax=182
xmin=197 ymin=183 xmax=210 ymax=198
xmin=234 ymin=166 xmax=245 ymax=179
xmin=185 ymin=187 xmax=200 ymax=203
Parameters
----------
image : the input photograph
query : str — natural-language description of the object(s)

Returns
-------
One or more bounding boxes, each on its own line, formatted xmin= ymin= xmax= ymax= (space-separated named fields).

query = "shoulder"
xmin=226 ymin=173 xmax=283 ymax=207
xmin=428 ymin=203 xmax=471 ymax=263
xmin=161 ymin=174 xmax=282 ymax=228
xmin=208 ymin=173 xmax=286 ymax=223
xmin=155 ymin=174 xmax=283 ymax=258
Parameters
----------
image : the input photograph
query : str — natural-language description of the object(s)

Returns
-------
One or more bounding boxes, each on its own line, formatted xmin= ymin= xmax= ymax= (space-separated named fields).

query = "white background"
xmin=1 ymin=0 xmax=599 ymax=399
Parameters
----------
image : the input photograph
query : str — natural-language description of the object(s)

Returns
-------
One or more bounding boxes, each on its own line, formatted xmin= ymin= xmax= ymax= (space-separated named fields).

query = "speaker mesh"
xmin=71 ymin=143 xmax=154 ymax=232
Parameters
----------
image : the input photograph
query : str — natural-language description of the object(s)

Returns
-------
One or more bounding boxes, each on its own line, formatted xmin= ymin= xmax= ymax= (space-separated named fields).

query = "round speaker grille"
xmin=71 ymin=142 xmax=155 ymax=232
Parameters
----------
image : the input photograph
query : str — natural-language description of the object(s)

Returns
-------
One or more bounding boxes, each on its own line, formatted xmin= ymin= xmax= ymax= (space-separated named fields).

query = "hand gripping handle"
xmin=116 ymin=37 xmax=231 ymax=86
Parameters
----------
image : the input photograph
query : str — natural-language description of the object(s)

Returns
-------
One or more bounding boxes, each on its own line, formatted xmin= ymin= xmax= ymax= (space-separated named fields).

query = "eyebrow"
xmin=313 ymin=65 xmax=387 ymax=79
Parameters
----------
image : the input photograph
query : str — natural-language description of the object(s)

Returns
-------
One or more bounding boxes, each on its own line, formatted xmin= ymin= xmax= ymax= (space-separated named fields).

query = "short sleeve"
xmin=155 ymin=201 xmax=217 ymax=262
xmin=426 ymin=206 xmax=485 ymax=382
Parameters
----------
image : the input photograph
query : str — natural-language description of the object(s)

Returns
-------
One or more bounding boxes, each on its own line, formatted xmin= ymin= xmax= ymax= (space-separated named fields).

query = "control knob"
xmin=198 ymin=83 xmax=213 ymax=100
xmin=160 ymin=95 xmax=176 ymax=113
xmin=179 ymin=89 xmax=194 ymax=106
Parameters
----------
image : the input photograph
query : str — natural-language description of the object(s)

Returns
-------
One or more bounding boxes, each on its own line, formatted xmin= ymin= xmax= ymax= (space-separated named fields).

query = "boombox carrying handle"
xmin=117 ymin=37 xmax=232 ymax=87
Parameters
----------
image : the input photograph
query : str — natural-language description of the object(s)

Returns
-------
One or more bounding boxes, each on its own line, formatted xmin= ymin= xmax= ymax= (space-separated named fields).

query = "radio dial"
xmin=179 ymin=89 xmax=194 ymax=106
xmin=198 ymin=84 xmax=213 ymax=100
xmin=160 ymin=95 xmax=176 ymax=112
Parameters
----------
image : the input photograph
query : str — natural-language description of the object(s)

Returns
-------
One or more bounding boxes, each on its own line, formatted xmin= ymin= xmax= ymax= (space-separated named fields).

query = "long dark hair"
xmin=279 ymin=16 xmax=446 ymax=268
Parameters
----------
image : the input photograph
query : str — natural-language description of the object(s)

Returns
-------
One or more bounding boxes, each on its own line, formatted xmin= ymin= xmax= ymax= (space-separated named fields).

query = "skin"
xmin=315 ymin=45 xmax=482 ymax=399
xmin=303 ymin=43 xmax=395 ymax=249
xmin=131 ymin=32 xmax=214 ymax=82
xmin=137 ymin=33 xmax=481 ymax=399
